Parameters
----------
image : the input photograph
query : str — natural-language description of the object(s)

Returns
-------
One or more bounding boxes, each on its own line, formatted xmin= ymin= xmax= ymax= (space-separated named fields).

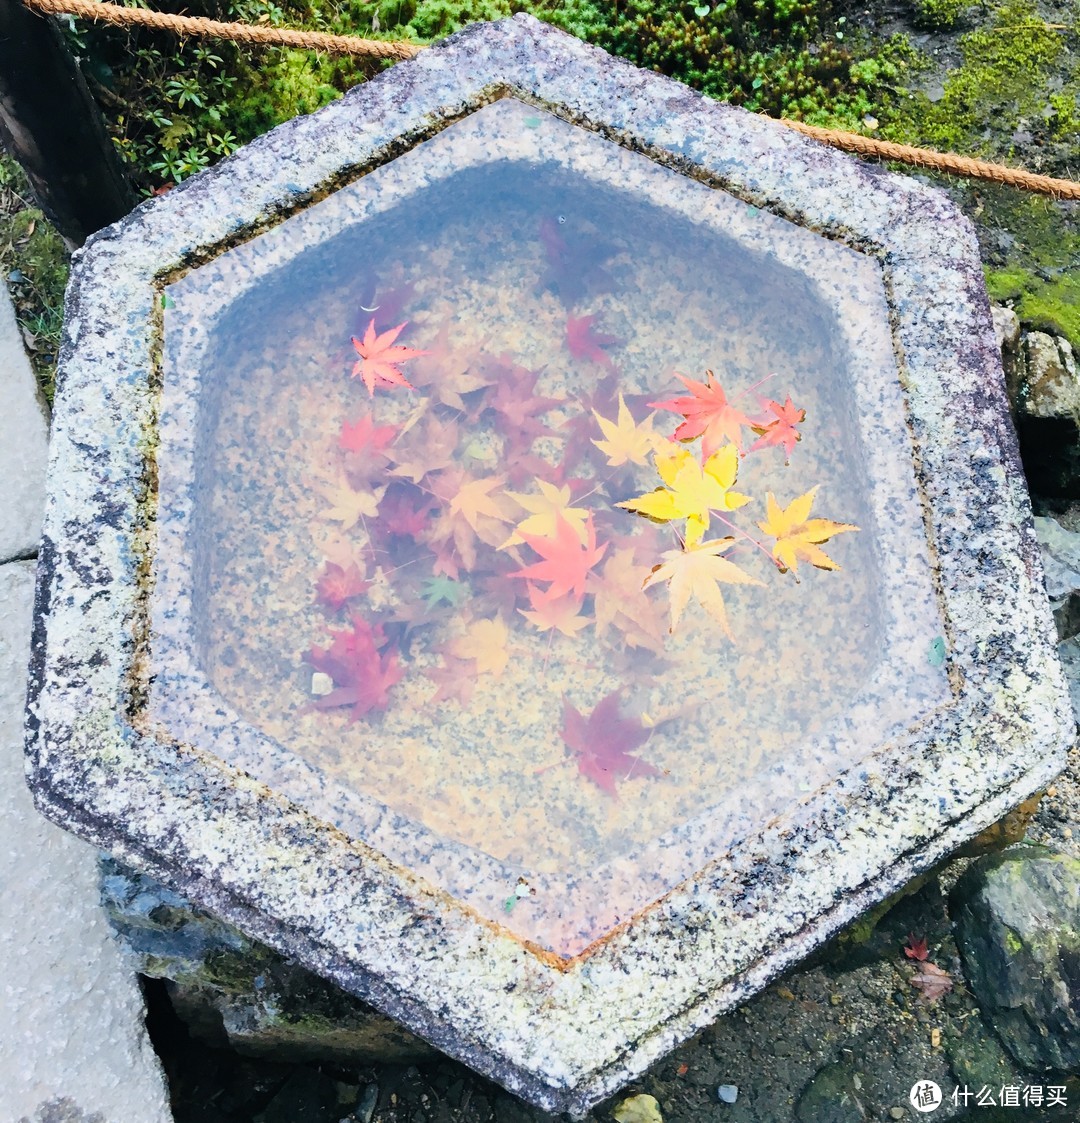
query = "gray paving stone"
xmin=0 ymin=561 xmax=172 ymax=1123
xmin=0 ymin=285 xmax=49 ymax=562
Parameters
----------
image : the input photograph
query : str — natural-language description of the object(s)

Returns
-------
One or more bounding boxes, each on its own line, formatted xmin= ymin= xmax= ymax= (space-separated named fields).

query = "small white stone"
xmin=311 ymin=672 xmax=334 ymax=696
xmin=718 ymin=1084 xmax=738 ymax=1104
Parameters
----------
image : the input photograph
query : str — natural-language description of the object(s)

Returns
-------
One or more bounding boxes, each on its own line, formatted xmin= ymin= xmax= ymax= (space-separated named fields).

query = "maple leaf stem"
xmin=712 ymin=512 xmax=784 ymax=569
xmin=736 ymin=372 xmax=779 ymax=400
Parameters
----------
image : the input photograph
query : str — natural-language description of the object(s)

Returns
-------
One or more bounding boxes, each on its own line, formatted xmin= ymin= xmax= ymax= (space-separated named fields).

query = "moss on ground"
xmin=0 ymin=155 xmax=69 ymax=403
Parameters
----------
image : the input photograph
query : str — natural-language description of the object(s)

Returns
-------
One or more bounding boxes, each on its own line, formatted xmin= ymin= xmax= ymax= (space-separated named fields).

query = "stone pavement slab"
xmin=2 ymin=270 xmax=173 ymax=1123
xmin=0 ymin=286 xmax=48 ymax=563
xmin=1 ymin=561 xmax=172 ymax=1123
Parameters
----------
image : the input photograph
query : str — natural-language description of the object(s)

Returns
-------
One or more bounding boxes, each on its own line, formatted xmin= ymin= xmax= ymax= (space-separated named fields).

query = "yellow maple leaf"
xmin=757 ymin=487 xmax=858 ymax=573
xmin=617 ymin=445 xmax=750 ymax=546
xmin=449 ymin=617 xmax=510 ymax=676
xmin=643 ymin=536 xmax=763 ymax=637
xmin=448 ymin=474 xmax=515 ymax=532
xmin=314 ymin=480 xmax=386 ymax=530
xmin=592 ymin=392 xmax=662 ymax=467
xmin=500 ymin=480 xmax=590 ymax=548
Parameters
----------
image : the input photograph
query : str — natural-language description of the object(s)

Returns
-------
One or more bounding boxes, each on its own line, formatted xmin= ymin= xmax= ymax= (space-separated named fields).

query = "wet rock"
xmin=951 ymin=847 xmax=1080 ymax=1071
xmin=100 ymin=858 xmax=434 ymax=1066
xmin=991 ymin=304 xmax=1021 ymax=400
xmin=252 ymin=1069 xmax=341 ymax=1123
xmin=795 ymin=1062 xmax=869 ymax=1123
xmin=1056 ymin=635 xmax=1080 ymax=725
xmin=1023 ymin=331 xmax=1080 ymax=421
xmin=1034 ymin=515 xmax=1080 ymax=639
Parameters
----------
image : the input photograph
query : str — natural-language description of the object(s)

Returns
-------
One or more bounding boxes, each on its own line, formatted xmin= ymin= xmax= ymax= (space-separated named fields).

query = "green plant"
xmin=0 ymin=155 xmax=70 ymax=402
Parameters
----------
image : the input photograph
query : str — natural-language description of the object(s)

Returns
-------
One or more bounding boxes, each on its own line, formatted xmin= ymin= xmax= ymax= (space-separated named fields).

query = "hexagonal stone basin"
xmin=149 ymin=98 xmax=947 ymax=956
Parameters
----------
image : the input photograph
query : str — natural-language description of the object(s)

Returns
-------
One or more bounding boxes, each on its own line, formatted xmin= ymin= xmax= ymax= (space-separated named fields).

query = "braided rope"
xmin=781 ymin=120 xmax=1080 ymax=201
xmin=21 ymin=0 xmax=1080 ymax=199
xmin=24 ymin=0 xmax=423 ymax=59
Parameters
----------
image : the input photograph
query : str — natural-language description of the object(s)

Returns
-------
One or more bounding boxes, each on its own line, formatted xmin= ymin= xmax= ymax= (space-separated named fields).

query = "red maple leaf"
xmin=749 ymin=396 xmax=806 ymax=459
xmin=560 ymin=691 xmax=660 ymax=797
xmin=350 ymin=319 xmax=430 ymax=395
xmin=903 ymin=933 xmax=930 ymax=962
xmin=565 ymin=314 xmax=621 ymax=367
xmin=307 ymin=616 xmax=404 ymax=720
xmin=426 ymin=655 xmax=476 ymax=707
xmin=376 ymin=487 xmax=434 ymax=540
xmin=482 ymin=357 xmax=562 ymax=456
xmin=511 ymin=513 xmax=608 ymax=600
xmin=339 ymin=413 xmax=398 ymax=480
xmin=315 ymin=562 xmax=371 ymax=611
xmin=650 ymin=370 xmax=754 ymax=459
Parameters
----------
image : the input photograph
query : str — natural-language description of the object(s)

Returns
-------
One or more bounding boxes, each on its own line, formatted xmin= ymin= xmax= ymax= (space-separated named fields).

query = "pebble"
xmin=717 ymin=1085 xmax=738 ymax=1104
xmin=890 ymin=1108 xmax=906 ymax=1120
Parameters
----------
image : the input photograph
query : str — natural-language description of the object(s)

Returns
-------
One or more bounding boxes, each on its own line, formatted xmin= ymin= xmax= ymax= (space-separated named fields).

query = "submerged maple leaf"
xmin=757 ymin=487 xmax=858 ymax=573
xmin=307 ymin=616 xmax=404 ymax=721
xmin=588 ymin=547 xmax=668 ymax=654
xmin=565 ymin=313 xmax=621 ymax=367
xmin=643 ymin=536 xmax=763 ymax=637
xmin=501 ymin=480 xmax=591 ymax=548
xmin=650 ymin=370 xmax=754 ymax=458
xmin=511 ymin=513 xmax=608 ymax=600
xmin=909 ymin=961 xmax=953 ymax=1003
xmin=538 ymin=216 xmax=618 ymax=308
xmin=518 ymin=582 xmax=591 ymax=637
xmin=592 ymin=392 xmax=662 ymax=468
xmin=617 ymin=445 xmax=750 ymax=546
xmin=448 ymin=616 xmax=510 ymax=676
xmin=749 ymin=396 xmax=806 ymax=460
xmin=315 ymin=561 xmax=371 ymax=611
xmin=314 ymin=478 xmax=387 ymax=531
xmin=559 ymin=691 xmax=660 ymax=797
xmin=350 ymin=319 xmax=430 ymax=395
xmin=407 ymin=318 xmax=492 ymax=413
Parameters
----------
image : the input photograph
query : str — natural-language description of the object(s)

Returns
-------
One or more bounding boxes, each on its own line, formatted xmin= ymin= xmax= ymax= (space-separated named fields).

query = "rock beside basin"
xmin=951 ymin=847 xmax=1080 ymax=1072
xmin=100 ymin=858 xmax=434 ymax=1066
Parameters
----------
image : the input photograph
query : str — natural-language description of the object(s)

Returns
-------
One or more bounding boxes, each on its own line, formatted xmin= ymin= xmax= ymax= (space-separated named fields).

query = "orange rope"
xmin=24 ymin=0 xmax=422 ymax=59
xmin=22 ymin=0 xmax=1080 ymax=199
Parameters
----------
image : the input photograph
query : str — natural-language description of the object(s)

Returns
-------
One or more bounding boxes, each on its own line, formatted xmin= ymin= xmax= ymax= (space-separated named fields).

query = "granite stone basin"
xmin=25 ymin=16 xmax=1073 ymax=1115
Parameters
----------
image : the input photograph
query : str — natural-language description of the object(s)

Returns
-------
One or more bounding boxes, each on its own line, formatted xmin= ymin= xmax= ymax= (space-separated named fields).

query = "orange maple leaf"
xmin=350 ymin=318 xmax=430 ymax=395
xmin=511 ymin=513 xmax=608 ymax=600
xmin=448 ymin=617 xmax=510 ymax=676
xmin=757 ymin=487 xmax=858 ymax=573
xmin=749 ymin=396 xmax=806 ymax=459
xmin=588 ymin=548 xmax=667 ymax=653
xmin=650 ymin=370 xmax=754 ymax=458
xmin=425 ymin=470 xmax=517 ymax=574
xmin=518 ymin=583 xmax=590 ymax=637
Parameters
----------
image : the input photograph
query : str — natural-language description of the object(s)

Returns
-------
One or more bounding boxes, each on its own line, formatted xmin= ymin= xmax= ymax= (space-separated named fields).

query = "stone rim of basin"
xmin=23 ymin=14 xmax=1072 ymax=1117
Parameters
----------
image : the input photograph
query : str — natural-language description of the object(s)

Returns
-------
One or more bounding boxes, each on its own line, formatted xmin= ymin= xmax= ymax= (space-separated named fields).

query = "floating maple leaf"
xmin=501 ymin=480 xmax=591 ymax=548
xmin=903 ymin=933 xmax=930 ymax=962
xmin=307 ymin=616 xmax=404 ymax=721
xmin=565 ymin=313 xmax=621 ymax=367
xmin=592 ymin=392 xmax=662 ymax=468
xmin=909 ymin=961 xmax=953 ymax=1003
xmin=617 ymin=445 xmax=750 ymax=546
xmin=643 ymin=536 xmax=763 ymax=637
xmin=518 ymin=582 xmax=591 ymax=637
xmin=757 ymin=487 xmax=858 ymax=574
xmin=650 ymin=370 xmax=754 ymax=458
xmin=749 ymin=396 xmax=806 ymax=460
xmin=511 ymin=513 xmax=608 ymax=600
xmin=558 ymin=691 xmax=660 ymax=797
xmin=315 ymin=561 xmax=371 ymax=611
xmin=350 ymin=318 xmax=430 ymax=395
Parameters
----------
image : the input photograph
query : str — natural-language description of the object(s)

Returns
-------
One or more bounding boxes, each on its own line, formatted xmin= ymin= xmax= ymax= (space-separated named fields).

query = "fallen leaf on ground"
xmin=903 ymin=933 xmax=930 ymax=962
xmin=909 ymin=961 xmax=953 ymax=1003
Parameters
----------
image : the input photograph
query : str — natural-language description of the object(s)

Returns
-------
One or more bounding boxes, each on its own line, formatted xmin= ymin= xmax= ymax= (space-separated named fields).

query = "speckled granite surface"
xmin=24 ymin=15 xmax=1072 ymax=1117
